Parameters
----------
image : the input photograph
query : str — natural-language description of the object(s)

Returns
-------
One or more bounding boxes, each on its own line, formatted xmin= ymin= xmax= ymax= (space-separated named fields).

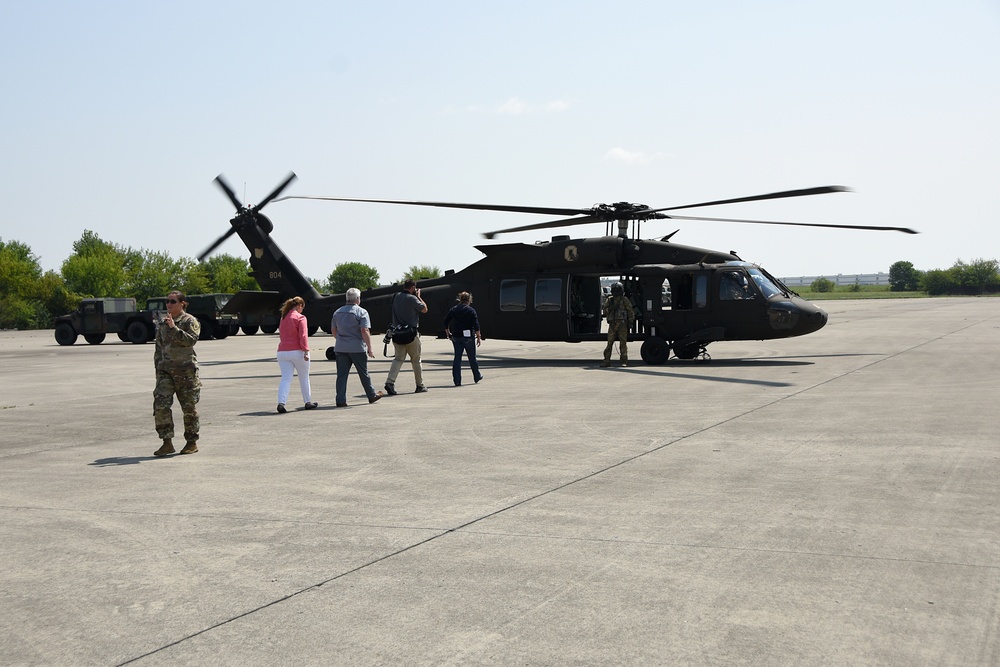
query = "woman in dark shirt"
xmin=443 ymin=291 xmax=483 ymax=386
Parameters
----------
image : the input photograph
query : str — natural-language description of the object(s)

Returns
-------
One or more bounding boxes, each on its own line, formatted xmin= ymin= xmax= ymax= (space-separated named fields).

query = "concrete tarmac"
xmin=1 ymin=297 xmax=998 ymax=666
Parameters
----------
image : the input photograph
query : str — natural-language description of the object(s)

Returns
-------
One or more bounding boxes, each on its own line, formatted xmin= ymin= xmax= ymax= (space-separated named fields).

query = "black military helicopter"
xmin=200 ymin=173 xmax=916 ymax=364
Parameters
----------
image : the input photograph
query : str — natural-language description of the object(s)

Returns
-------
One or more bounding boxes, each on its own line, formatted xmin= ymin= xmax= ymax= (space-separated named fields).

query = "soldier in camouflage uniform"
xmin=602 ymin=282 xmax=635 ymax=367
xmin=153 ymin=291 xmax=201 ymax=456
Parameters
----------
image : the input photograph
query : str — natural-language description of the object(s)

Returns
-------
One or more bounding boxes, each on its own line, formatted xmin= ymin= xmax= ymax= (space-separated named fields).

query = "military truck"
xmin=145 ymin=293 xmax=237 ymax=341
xmin=54 ymin=294 xmax=239 ymax=345
xmin=53 ymin=298 xmax=155 ymax=345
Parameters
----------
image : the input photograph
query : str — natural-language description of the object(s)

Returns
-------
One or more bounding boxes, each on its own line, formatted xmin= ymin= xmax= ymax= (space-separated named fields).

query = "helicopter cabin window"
xmin=719 ymin=271 xmax=754 ymax=301
xmin=534 ymin=278 xmax=562 ymax=312
xmin=500 ymin=279 xmax=527 ymax=311
xmin=694 ymin=274 xmax=709 ymax=309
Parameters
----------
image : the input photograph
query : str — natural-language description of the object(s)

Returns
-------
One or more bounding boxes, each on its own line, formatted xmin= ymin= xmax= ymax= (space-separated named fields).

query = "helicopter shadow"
xmin=602 ymin=366 xmax=794 ymax=388
xmin=426 ymin=355 xmax=804 ymax=388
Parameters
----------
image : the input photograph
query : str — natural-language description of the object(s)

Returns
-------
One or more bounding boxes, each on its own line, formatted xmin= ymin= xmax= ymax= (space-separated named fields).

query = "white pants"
xmin=277 ymin=350 xmax=312 ymax=405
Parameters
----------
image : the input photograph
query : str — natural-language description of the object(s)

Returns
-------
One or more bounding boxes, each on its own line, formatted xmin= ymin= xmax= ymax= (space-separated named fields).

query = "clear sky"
xmin=2 ymin=1 xmax=998 ymax=284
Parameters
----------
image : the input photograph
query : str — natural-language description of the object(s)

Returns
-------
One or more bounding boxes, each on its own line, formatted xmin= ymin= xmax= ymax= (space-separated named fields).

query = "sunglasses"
xmin=166 ymin=299 xmax=180 ymax=304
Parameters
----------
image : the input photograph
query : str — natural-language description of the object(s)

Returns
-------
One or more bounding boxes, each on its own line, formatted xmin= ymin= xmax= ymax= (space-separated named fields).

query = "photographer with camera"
xmin=384 ymin=279 xmax=428 ymax=395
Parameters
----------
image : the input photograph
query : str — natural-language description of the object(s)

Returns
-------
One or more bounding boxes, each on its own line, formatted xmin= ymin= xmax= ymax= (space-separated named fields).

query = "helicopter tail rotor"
xmin=197 ymin=228 xmax=238 ymax=262
xmin=214 ymin=174 xmax=244 ymax=211
xmin=256 ymin=172 xmax=298 ymax=210
xmin=198 ymin=172 xmax=297 ymax=261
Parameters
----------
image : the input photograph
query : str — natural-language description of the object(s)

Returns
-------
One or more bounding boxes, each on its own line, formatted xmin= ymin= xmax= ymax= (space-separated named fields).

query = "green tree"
xmin=888 ymin=260 xmax=921 ymax=292
xmin=124 ymin=249 xmax=185 ymax=304
xmin=325 ymin=262 xmax=380 ymax=293
xmin=0 ymin=239 xmax=43 ymax=329
xmin=177 ymin=258 xmax=211 ymax=297
xmin=35 ymin=270 xmax=79 ymax=322
xmin=953 ymin=258 xmax=1000 ymax=294
xmin=202 ymin=254 xmax=259 ymax=293
xmin=810 ymin=277 xmax=835 ymax=292
xmin=0 ymin=239 xmax=76 ymax=329
xmin=400 ymin=264 xmax=441 ymax=282
xmin=920 ymin=269 xmax=955 ymax=296
xmin=60 ymin=230 xmax=128 ymax=297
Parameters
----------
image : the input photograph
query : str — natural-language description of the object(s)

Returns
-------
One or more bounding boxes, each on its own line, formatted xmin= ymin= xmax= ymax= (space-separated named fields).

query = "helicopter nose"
xmin=797 ymin=302 xmax=828 ymax=335
xmin=768 ymin=299 xmax=827 ymax=336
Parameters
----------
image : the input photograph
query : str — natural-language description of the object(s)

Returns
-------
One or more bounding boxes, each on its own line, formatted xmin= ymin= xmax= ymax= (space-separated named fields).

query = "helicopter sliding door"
xmin=648 ymin=271 xmax=711 ymax=341
xmin=495 ymin=276 xmax=570 ymax=341
xmin=570 ymin=276 xmax=602 ymax=336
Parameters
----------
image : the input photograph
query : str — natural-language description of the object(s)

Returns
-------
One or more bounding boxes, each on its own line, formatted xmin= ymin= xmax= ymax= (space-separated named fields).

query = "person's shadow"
xmin=90 ymin=455 xmax=168 ymax=467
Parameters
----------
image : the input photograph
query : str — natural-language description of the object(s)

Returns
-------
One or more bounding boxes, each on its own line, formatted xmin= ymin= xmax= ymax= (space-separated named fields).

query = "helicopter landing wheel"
xmin=673 ymin=342 xmax=710 ymax=362
xmin=640 ymin=337 xmax=670 ymax=365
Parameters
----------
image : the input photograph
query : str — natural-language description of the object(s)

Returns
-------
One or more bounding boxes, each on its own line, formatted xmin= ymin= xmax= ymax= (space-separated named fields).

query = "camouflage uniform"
xmin=153 ymin=311 xmax=201 ymax=443
xmin=603 ymin=294 xmax=635 ymax=365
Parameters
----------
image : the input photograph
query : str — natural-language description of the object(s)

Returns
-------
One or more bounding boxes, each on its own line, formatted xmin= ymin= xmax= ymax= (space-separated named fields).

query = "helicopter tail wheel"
xmin=673 ymin=342 xmax=710 ymax=362
xmin=640 ymin=337 xmax=670 ymax=365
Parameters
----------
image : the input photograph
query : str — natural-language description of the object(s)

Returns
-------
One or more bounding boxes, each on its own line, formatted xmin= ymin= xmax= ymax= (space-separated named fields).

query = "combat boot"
xmin=154 ymin=439 xmax=175 ymax=457
xmin=179 ymin=441 xmax=198 ymax=455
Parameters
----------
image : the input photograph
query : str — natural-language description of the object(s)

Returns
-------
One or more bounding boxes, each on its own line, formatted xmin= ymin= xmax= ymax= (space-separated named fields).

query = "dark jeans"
xmin=335 ymin=351 xmax=377 ymax=403
xmin=450 ymin=336 xmax=481 ymax=386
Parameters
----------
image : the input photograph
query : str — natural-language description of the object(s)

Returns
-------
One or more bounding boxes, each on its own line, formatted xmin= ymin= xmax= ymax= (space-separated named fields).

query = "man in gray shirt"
xmin=384 ymin=279 xmax=428 ymax=395
xmin=330 ymin=288 xmax=382 ymax=406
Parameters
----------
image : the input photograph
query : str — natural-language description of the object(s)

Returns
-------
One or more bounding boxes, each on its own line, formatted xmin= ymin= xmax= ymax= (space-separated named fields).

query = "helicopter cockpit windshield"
xmin=724 ymin=262 xmax=788 ymax=299
xmin=747 ymin=267 xmax=786 ymax=298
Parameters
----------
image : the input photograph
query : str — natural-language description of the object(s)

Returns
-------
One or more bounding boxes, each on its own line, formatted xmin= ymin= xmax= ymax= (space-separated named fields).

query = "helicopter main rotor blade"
xmin=214 ymin=175 xmax=243 ymax=210
xmin=273 ymin=195 xmax=591 ymax=218
xmin=665 ymin=214 xmax=918 ymax=234
xmin=483 ymin=215 xmax=601 ymax=239
xmin=197 ymin=227 xmax=237 ymax=262
xmin=256 ymin=172 xmax=298 ymax=211
xmin=646 ymin=185 xmax=851 ymax=214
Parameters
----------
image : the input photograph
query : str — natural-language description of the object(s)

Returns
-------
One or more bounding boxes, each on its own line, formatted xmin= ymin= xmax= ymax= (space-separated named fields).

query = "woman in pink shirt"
xmin=276 ymin=296 xmax=317 ymax=413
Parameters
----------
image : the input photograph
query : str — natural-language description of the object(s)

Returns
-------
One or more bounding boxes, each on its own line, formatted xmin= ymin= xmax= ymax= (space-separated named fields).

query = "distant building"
xmin=779 ymin=273 xmax=890 ymax=287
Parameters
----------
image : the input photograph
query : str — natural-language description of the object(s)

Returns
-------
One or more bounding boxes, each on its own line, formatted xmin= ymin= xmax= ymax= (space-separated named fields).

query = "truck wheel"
xmin=127 ymin=320 xmax=150 ymax=344
xmin=197 ymin=316 xmax=213 ymax=340
xmin=308 ymin=322 xmax=319 ymax=336
xmin=84 ymin=333 xmax=106 ymax=345
xmin=241 ymin=325 xmax=259 ymax=336
xmin=55 ymin=322 xmax=78 ymax=346
xmin=261 ymin=323 xmax=278 ymax=335
xmin=320 ymin=322 xmax=332 ymax=334
xmin=229 ymin=323 xmax=240 ymax=336
xmin=117 ymin=331 xmax=129 ymax=342
xmin=213 ymin=323 xmax=230 ymax=339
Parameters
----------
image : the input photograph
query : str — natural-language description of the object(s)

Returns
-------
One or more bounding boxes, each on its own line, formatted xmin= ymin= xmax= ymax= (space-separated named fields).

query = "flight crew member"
xmin=602 ymin=282 xmax=635 ymax=367
xmin=153 ymin=291 xmax=202 ymax=456
xmin=384 ymin=279 xmax=428 ymax=395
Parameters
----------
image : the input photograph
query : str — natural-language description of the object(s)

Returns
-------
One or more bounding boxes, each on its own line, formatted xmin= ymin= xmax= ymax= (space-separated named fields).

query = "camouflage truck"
xmin=144 ymin=293 xmax=238 ymax=341
xmin=53 ymin=298 xmax=155 ymax=345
